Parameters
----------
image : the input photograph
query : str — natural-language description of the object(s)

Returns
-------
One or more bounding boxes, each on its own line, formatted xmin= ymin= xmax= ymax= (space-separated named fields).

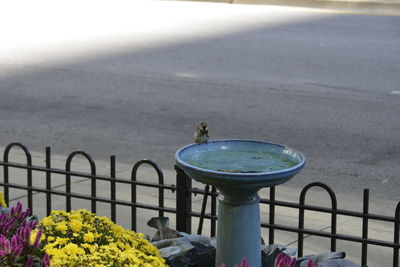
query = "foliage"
xmin=0 ymin=202 xmax=50 ymax=267
xmin=39 ymin=209 xmax=168 ymax=267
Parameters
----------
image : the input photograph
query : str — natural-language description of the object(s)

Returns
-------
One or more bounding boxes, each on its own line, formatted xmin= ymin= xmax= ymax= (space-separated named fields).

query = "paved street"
xmin=0 ymin=0 xmax=399 ymax=264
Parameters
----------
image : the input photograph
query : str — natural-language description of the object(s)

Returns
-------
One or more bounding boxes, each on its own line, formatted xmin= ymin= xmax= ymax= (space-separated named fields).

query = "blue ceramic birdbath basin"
xmin=176 ymin=140 xmax=306 ymax=267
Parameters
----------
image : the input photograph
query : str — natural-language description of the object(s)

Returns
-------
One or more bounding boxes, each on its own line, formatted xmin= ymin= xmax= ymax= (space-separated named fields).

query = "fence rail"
xmin=1 ymin=143 xmax=399 ymax=267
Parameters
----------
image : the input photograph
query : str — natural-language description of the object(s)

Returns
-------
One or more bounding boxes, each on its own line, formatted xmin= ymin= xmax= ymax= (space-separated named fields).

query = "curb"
xmin=169 ymin=0 xmax=400 ymax=15
xmin=236 ymin=0 xmax=400 ymax=15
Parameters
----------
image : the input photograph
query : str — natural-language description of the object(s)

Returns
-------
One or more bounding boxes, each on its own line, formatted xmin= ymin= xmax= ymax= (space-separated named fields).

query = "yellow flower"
xmin=69 ymin=212 xmax=81 ymax=220
xmin=56 ymin=222 xmax=68 ymax=234
xmin=0 ymin=192 xmax=6 ymax=207
xmin=40 ymin=216 xmax=53 ymax=227
xmin=83 ymin=232 xmax=95 ymax=243
xmin=70 ymin=219 xmax=83 ymax=232
xmin=40 ymin=209 xmax=168 ymax=267
xmin=63 ymin=243 xmax=85 ymax=255
xmin=30 ymin=229 xmax=45 ymax=245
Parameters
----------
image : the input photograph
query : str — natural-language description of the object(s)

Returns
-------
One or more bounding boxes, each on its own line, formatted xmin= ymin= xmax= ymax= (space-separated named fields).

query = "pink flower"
xmin=221 ymin=258 xmax=250 ymax=267
xmin=240 ymin=258 xmax=250 ymax=267
xmin=274 ymin=252 xmax=298 ymax=267
xmin=274 ymin=252 xmax=322 ymax=267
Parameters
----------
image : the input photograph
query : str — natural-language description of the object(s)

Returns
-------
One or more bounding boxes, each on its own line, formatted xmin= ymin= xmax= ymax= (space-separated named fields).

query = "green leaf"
xmin=32 ymin=247 xmax=43 ymax=256
xmin=27 ymin=215 xmax=39 ymax=222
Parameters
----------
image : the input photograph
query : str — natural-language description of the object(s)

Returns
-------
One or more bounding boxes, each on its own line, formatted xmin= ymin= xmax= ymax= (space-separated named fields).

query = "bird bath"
xmin=175 ymin=140 xmax=306 ymax=267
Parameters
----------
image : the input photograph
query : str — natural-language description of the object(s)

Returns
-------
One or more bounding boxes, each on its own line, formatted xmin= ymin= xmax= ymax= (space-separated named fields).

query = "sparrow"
xmin=194 ymin=122 xmax=209 ymax=144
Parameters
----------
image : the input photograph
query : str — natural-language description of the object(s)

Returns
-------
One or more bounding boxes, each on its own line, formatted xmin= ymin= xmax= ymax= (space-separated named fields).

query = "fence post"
xmin=175 ymin=165 xmax=192 ymax=234
xmin=45 ymin=147 xmax=52 ymax=216
xmin=211 ymin=185 xmax=217 ymax=237
xmin=3 ymin=143 xmax=33 ymax=214
xmin=65 ymin=151 xmax=96 ymax=213
xmin=393 ymin=201 xmax=399 ymax=267
xmin=269 ymin=186 xmax=276 ymax=244
xmin=361 ymin=189 xmax=369 ymax=267
xmin=110 ymin=156 xmax=116 ymax=223
xmin=197 ymin=184 xmax=210 ymax=235
xmin=299 ymin=182 xmax=337 ymax=257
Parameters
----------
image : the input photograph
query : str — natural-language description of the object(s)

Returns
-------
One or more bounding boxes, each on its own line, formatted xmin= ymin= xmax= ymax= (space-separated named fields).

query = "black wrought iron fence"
xmin=0 ymin=142 xmax=177 ymax=231
xmin=0 ymin=143 xmax=399 ymax=267
xmin=176 ymin=168 xmax=400 ymax=267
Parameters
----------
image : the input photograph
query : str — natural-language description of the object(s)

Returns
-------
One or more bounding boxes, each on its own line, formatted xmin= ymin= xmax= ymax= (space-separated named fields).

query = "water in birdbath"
xmin=182 ymin=149 xmax=299 ymax=173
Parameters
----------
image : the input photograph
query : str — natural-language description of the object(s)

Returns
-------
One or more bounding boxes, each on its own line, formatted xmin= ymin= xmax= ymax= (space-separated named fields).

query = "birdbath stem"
xmin=216 ymin=189 xmax=261 ymax=267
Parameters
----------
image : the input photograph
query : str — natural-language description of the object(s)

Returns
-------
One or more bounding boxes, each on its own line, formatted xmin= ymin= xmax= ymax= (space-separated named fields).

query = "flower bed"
xmin=0 ymin=193 xmax=359 ymax=267
xmin=0 ymin=192 xmax=167 ymax=267
xmin=39 ymin=209 xmax=167 ymax=266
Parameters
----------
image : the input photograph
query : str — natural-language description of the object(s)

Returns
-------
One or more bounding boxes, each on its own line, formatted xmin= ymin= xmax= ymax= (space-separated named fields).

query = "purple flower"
xmin=0 ymin=235 xmax=10 ymax=253
xmin=12 ymin=244 xmax=23 ymax=257
xmin=6 ymin=219 xmax=16 ymax=232
xmin=25 ymin=257 xmax=34 ymax=267
xmin=41 ymin=253 xmax=51 ymax=267
xmin=21 ymin=208 xmax=30 ymax=221
xmin=0 ymin=202 xmax=49 ymax=266
xmin=10 ymin=207 xmax=16 ymax=217
xmin=0 ymin=214 xmax=7 ymax=223
xmin=11 ymin=235 xmax=18 ymax=248
xmin=17 ymin=227 xmax=31 ymax=243
xmin=1 ymin=238 xmax=11 ymax=254
xmin=33 ymin=229 xmax=43 ymax=247
xmin=0 ymin=235 xmax=6 ymax=245
xmin=11 ymin=202 xmax=23 ymax=217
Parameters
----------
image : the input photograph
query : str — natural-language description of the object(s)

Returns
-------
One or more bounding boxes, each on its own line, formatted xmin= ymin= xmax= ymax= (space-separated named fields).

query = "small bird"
xmin=194 ymin=122 xmax=209 ymax=144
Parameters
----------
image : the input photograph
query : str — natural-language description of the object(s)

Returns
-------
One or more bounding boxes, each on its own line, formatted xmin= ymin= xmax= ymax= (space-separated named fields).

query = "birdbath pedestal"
xmin=176 ymin=140 xmax=306 ymax=267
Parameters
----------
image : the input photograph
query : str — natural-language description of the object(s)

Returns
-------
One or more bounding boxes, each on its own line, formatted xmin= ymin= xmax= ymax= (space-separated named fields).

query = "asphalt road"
xmin=1 ymin=0 xmax=399 ymax=213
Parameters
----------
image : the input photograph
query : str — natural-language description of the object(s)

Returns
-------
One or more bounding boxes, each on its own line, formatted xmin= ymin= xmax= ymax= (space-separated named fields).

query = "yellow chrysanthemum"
xmin=0 ymin=191 xmax=7 ymax=207
xmin=55 ymin=222 xmax=68 ymax=234
xmin=83 ymin=232 xmax=95 ymax=243
xmin=63 ymin=243 xmax=85 ymax=255
xmin=70 ymin=219 xmax=83 ymax=232
xmin=39 ymin=209 xmax=168 ymax=267
xmin=40 ymin=216 xmax=53 ymax=227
